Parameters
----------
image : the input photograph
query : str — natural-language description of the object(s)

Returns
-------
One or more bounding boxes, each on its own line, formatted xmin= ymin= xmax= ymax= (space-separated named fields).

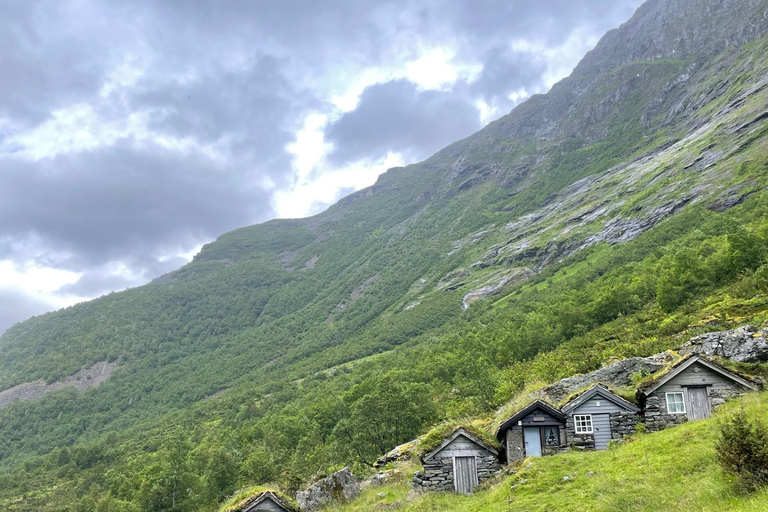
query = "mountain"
xmin=1 ymin=0 xmax=768 ymax=510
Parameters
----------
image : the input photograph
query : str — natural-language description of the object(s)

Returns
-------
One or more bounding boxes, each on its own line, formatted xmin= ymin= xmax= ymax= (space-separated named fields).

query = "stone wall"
xmin=643 ymin=394 xmax=689 ymax=432
xmin=506 ymin=429 xmax=524 ymax=463
xmin=412 ymin=455 xmax=502 ymax=492
xmin=565 ymin=416 xmax=595 ymax=450
xmin=609 ymin=411 xmax=639 ymax=439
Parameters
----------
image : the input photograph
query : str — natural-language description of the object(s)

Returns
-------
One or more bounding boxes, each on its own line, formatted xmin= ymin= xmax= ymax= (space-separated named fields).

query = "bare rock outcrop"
xmin=296 ymin=467 xmax=361 ymax=512
xmin=679 ymin=325 xmax=768 ymax=363
xmin=540 ymin=354 xmax=673 ymax=402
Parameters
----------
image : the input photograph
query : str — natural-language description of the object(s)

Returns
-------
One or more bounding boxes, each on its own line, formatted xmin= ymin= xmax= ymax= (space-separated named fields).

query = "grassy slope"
xmin=331 ymin=392 xmax=768 ymax=512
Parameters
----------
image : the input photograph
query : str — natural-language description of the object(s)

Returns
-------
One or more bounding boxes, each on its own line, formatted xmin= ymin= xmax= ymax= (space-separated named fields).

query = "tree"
xmin=715 ymin=408 xmax=768 ymax=491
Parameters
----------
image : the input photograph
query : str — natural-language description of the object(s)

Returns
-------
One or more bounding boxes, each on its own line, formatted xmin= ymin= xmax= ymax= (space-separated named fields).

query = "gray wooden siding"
xmin=592 ymin=414 xmax=612 ymax=450
xmin=512 ymin=409 xmax=564 ymax=428
xmin=244 ymin=496 xmax=289 ymax=512
xmin=570 ymin=398 xmax=629 ymax=416
xmin=433 ymin=435 xmax=492 ymax=458
xmin=656 ymin=362 xmax=743 ymax=394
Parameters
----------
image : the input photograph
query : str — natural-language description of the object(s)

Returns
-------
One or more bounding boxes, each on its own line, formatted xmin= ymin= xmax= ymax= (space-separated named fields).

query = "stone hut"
xmin=495 ymin=400 xmax=566 ymax=462
xmin=226 ymin=490 xmax=298 ymax=512
xmin=561 ymin=385 xmax=640 ymax=450
xmin=413 ymin=427 xmax=502 ymax=494
xmin=638 ymin=355 xmax=759 ymax=432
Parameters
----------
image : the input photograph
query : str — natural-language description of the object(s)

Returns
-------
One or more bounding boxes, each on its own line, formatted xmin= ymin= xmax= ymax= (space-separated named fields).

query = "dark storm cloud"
xmin=326 ymin=80 xmax=483 ymax=164
xmin=0 ymin=290 xmax=52 ymax=335
xmin=469 ymin=47 xmax=548 ymax=109
xmin=0 ymin=142 xmax=272 ymax=271
xmin=0 ymin=1 xmax=134 ymax=127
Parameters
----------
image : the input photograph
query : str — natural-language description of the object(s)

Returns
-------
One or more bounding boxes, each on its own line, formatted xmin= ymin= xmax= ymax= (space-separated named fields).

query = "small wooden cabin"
xmin=562 ymin=385 xmax=640 ymax=450
xmin=227 ymin=491 xmax=298 ymax=512
xmin=413 ymin=427 xmax=502 ymax=494
xmin=495 ymin=400 xmax=566 ymax=462
xmin=638 ymin=355 xmax=758 ymax=432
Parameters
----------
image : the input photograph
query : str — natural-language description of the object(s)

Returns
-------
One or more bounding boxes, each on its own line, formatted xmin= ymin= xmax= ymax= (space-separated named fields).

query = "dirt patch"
xmin=0 ymin=361 xmax=117 ymax=410
xmin=301 ymin=255 xmax=319 ymax=271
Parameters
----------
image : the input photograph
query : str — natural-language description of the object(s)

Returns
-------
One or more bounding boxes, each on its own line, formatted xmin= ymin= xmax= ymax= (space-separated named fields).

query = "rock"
xmin=377 ymin=492 xmax=387 ymax=498
xmin=679 ymin=325 xmax=768 ymax=363
xmin=375 ymin=439 xmax=418 ymax=467
xmin=563 ymin=475 xmax=575 ymax=481
xmin=541 ymin=355 xmax=672 ymax=402
xmin=296 ymin=467 xmax=361 ymax=512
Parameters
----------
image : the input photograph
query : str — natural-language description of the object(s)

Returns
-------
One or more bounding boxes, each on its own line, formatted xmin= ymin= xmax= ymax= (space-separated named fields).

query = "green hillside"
xmin=1 ymin=0 xmax=768 ymax=510
xmin=327 ymin=392 xmax=768 ymax=512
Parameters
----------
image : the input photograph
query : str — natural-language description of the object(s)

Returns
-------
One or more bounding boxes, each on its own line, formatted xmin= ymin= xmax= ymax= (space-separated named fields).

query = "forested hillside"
xmin=1 ymin=0 xmax=768 ymax=510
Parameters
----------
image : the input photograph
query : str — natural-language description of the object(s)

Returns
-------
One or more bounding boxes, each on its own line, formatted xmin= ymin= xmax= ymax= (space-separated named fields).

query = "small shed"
xmin=413 ymin=427 xmax=502 ymax=494
xmin=495 ymin=400 xmax=566 ymax=462
xmin=638 ymin=355 xmax=759 ymax=432
xmin=227 ymin=490 xmax=298 ymax=512
xmin=562 ymin=385 xmax=640 ymax=450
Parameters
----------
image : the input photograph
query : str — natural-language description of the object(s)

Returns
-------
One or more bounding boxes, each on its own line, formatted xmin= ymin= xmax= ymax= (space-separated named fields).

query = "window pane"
xmin=545 ymin=427 xmax=558 ymax=445
xmin=666 ymin=392 xmax=685 ymax=413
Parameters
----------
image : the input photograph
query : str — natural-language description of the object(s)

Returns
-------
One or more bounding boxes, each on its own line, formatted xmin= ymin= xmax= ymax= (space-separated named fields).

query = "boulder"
xmin=679 ymin=325 xmax=768 ymax=363
xmin=296 ymin=467 xmax=361 ymax=512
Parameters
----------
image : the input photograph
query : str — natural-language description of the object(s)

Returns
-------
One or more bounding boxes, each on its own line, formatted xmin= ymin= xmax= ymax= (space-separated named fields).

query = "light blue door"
xmin=593 ymin=414 xmax=612 ymax=450
xmin=524 ymin=427 xmax=542 ymax=457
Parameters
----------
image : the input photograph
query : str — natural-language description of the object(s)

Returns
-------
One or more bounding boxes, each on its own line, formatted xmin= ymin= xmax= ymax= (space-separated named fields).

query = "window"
xmin=544 ymin=426 xmax=559 ymax=446
xmin=666 ymin=392 xmax=686 ymax=414
xmin=574 ymin=415 xmax=593 ymax=434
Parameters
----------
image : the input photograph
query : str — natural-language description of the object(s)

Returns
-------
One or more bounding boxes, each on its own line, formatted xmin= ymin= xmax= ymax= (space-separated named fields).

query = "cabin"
xmin=495 ymin=400 xmax=566 ymax=462
xmin=226 ymin=490 xmax=298 ymax=512
xmin=413 ymin=427 xmax=502 ymax=494
xmin=638 ymin=355 xmax=759 ymax=432
xmin=561 ymin=385 xmax=640 ymax=450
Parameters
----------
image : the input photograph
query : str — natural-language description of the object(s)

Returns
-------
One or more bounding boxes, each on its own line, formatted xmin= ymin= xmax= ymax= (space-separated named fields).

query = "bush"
xmin=715 ymin=408 xmax=768 ymax=491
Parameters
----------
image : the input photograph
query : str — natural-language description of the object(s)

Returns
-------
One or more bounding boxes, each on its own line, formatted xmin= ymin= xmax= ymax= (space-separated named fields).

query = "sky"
xmin=0 ymin=0 xmax=645 ymax=334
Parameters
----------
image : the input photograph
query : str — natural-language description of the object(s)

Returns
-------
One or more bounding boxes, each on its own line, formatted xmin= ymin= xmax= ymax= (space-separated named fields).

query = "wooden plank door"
xmin=453 ymin=456 xmax=478 ymax=494
xmin=687 ymin=387 xmax=711 ymax=420
xmin=592 ymin=414 xmax=612 ymax=450
xmin=523 ymin=427 xmax=542 ymax=457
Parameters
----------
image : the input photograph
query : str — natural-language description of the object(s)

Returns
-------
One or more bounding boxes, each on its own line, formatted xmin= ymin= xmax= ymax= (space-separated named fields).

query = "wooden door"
xmin=453 ymin=456 xmax=478 ymax=494
xmin=523 ymin=427 xmax=542 ymax=457
xmin=592 ymin=414 xmax=612 ymax=450
xmin=687 ymin=387 xmax=711 ymax=420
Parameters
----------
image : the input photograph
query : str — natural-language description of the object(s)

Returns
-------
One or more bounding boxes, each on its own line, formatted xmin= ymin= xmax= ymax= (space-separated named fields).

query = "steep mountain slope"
xmin=1 ymin=0 xmax=768 ymax=510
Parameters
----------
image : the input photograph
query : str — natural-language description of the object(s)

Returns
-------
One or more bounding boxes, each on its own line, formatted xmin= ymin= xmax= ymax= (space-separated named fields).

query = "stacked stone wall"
xmin=609 ymin=411 xmax=639 ymax=439
xmin=412 ymin=455 xmax=502 ymax=492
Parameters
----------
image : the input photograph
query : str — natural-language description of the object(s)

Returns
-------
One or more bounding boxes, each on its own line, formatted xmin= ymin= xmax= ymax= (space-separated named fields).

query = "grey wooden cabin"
xmin=413 ymin=427 xmax=502 ymax=494
xmin=561 ymin=385 xmax=640 ymax=450
xmin=638 ymin=355 xmax=758 ymax=432
xmin=496 ymin=400 xmax=566 ymax=462
xmin=229 ymin=491 xmax=297 ymax=512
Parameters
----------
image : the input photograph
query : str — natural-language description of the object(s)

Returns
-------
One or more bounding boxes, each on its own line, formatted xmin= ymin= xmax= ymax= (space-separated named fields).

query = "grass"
xmin=330 ymin=392 xmax=768 ymax=512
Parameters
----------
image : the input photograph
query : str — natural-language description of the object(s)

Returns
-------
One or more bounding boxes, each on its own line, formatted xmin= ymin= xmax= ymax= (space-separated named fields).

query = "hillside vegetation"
xmin=327 ymin=393 xmax=768 ymax=512
xmin=1 ymin=0 xmax=768 ymax=510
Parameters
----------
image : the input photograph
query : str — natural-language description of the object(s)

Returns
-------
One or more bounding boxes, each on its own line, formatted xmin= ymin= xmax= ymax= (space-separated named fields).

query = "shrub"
xmin=715 ymin=408 xmax=768 ymax=491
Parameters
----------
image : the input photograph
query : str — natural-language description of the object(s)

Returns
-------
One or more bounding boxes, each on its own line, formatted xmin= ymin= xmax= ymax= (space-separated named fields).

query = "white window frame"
xmin=665 ymin=392 xmax=686 ymax=414
xmin=574 ymin=414 xmax=593 ymax=434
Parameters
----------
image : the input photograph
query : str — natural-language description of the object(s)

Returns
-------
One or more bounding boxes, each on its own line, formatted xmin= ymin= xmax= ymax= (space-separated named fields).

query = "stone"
xmin=296 ymin=467 xmax=361 ymax=512
xmin=679 ymin=325 xmax=768 ymax=363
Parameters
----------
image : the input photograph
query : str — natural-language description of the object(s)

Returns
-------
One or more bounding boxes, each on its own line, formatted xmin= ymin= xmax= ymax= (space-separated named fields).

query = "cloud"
xmin=0 ymin=290 xmax=55 ymax=335
xmin=0 ymin=0 xmax=647 ymax=329
xmin=0 ymin=142 xmax=273 ymax=271
xmin=326 ymin=80 xmax=483 ymax=164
